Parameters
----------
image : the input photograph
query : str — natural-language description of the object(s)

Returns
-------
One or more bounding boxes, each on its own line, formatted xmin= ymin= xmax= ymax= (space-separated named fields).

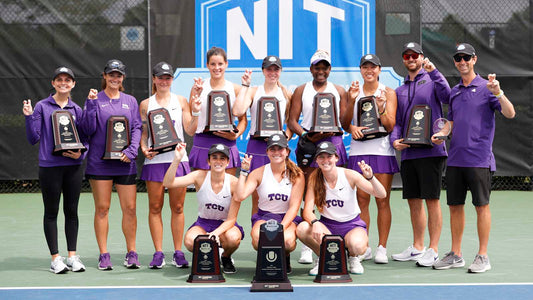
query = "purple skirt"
xmin=320 ymin=215 xmax=367 ymax=237
xmin=189 ymin=133 xmax=241 ymax=170
xmin=298 ymin=135 xmax=347 ymax=168
xmin=246 ymin=138 xmax=270 ymax=171
xmin=348 ymin=154 xmax=399 ymax=174
xmin=140 ymin=162 xmax=190 ymax=182
xmin=189 ymin=216 xmax=245 ymax=240
xmin=251 ymin=208 xmax=303 ymax=227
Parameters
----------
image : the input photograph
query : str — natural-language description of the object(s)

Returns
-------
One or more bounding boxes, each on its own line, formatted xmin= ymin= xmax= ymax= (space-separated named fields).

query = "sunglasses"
xmin=453 ymin=54 xmax=473 ymax=62
xmin=402 ymin=53 xmax=419 ymax=60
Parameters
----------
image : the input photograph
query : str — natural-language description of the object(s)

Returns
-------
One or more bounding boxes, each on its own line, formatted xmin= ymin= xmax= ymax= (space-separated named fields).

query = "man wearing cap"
xmin=389 ymin=42 xmax=451 ymax=267
xmin=432 ymin=43 xmax=515 ymax=273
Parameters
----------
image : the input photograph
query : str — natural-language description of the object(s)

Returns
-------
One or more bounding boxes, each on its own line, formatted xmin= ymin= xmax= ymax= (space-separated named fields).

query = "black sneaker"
xmin=286 ymin=255 xmax=292 ymax=274
xmin=221 ymin=256 xmax=236 ymax=274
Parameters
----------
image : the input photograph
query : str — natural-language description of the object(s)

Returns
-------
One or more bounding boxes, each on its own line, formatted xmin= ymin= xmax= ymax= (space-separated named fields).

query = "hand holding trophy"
xmin=432 ymin=118 xmax=451 ymax=140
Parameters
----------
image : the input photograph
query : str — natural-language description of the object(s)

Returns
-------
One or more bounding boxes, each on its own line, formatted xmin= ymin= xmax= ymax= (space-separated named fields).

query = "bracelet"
xmin=365 ymin=175 xmax=374 ymax=180
xmin=191 ymin=111 xmax=201 ymax=117
xmin=241 ymin=83 xmax=250 ymax=87
xmin=301 ymin=131 xmax=308 ymax=138
xmin=310 ymin=219 xmax=319 ymax=225
xmin=494 ymin=90 xmax=504 ymax=98
xmin=240 ymin=169 xmax=249 ymax=176
xmin=379 ymin=110 xmax=387 ymax=116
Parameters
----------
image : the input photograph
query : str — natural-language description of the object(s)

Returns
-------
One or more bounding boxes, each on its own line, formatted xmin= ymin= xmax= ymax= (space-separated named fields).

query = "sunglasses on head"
xmin=402 ymin=53 xmax=420 ymax=60
xmin=453 ymin=54 xmax=472 ymax=62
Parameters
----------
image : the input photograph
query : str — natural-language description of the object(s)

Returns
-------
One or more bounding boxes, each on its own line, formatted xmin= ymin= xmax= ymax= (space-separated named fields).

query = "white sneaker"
xmin=66 ymin=255 xmax=86 ymax=272
xmin=361 ymin=246 xmax=372 ymax=261
xmin=391 ymin=245 xmax=425 ymax=261
xmin=374 ymin=245 xmax=388 ymax=264
xmin=416 ymin=248 xmax=438 ymax=267
xmin=298 ymin=244 xmax=313 ymax=264
xmin=50 ymin=256 xmax=68 ymax=274
xmin=348 ymin=256 xmax=364 ymax=274
xmin=308 ymin=258 xmax=319 ymax=276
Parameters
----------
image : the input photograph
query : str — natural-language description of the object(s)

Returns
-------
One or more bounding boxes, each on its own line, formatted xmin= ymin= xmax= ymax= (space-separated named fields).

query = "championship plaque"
xmin=251 ymin=219 xmax=293 ymax=292
xmin=309 ymin=93 xmax=343 ymax=135
xmin=314 ymin=235 xmax=352 ymax=283
xmin=203 ymin=90 xmax=238 ymax=133
xmin=433 ymin=118 xmax=451 ymax=140
xmin=357 ymin=96 xmax=388 ymax=140
xmin=252 ymin=97 xmax=283 ymax=139
xmin=51 ymin=110 xmax=87 ymax=155
xmin=187 ymin=235 xmax=225 ymax=283
xmin=402 ymin=105 xmax=432 ymax=148
xmin=102 ymin=116 xmax=130 ymax=160
xmin=147 ymin=108 xmax=181 ymax=154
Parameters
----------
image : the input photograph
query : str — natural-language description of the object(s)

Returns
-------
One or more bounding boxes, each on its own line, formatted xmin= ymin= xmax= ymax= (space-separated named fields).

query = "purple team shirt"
xmin=391 ymin=69 xmax=451 ymax=161
xmin=79 ymin=90 xmax=141 ymax=176
xmin=447 ymin=74 xmax=502 ymax=171
xmin=25 ymin=95 xmax=87 ymax=167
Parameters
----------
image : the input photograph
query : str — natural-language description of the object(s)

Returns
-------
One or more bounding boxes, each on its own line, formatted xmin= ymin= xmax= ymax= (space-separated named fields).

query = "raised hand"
xmin=173 ymin=142 xmax=187 ymax=162
xmin=192 ymin=77 xmax=204 ymax=96
xmin=241 ymin=153 xmax=252 ymax=172
xmin=358 ymin=160 xmax=374 ymax=179
xmin=241 ymin=69 xmax=252 ymax=86
xmin=87 ymin=89 xmax=98 ymax=100
xmin=190 ymin=94 xmax=202 ymax=114
xmin=348 ymin=81 xmax=360 ymax=101
xmin=376 ymin=88 xmax=387 ymax=111
xmin=423 ymin=57 xmax=436 ymax=72
xmin=22 ymin=99 xmax=33 ymax=116
xmin=486 ymin=73 xmax=501 ymax=95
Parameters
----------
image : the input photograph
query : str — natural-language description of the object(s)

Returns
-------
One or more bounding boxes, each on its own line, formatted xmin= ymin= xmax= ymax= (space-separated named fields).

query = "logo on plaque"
xmin=187 ymin=235 xmax=225 ymax=283
xmin=204 ymin=90 xmax=238 ymax=133
xmin=253 ymin=96 xmax=283 ymax=139
xmin=51 ymin=110 xmax=86 ymax=155
xmin=309 ymin=93 xmax=343 ymax=135
xmin=147 ymin=107 xmax=181 ymax=154
xmin=314 ymin=235 xmax=352 ymax=283
xmin=402 ymin=105 xmax=432 ymax=148
xmin=103 ymin=116 xmax=130 ymax=160
xmin=357 ymin=96 xmax=388 ymax=141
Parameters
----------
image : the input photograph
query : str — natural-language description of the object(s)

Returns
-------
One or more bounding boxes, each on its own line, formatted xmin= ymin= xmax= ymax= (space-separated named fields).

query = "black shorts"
xmin=445 ymin=166 xmax=492 ymax=206
xmin=85 ymin=174 xmax=137 ymax=185
xmin=401 ymin=156 xmax=446 ymax=200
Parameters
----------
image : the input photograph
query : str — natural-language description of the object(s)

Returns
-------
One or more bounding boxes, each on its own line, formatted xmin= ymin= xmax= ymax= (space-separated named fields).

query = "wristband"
xmin=310 ymin=219 xmax=319 ymax=225
xmin=494 ymin=90 xmax=504 ymax=98
xmin=379 ymin=110 xmax=387 ymax=116
xmin=301 ymin=131 xmax=308 ymax=138
xmin=240 ymin=169 xmax=249 ymax=176
xmin=191 ymin=111 xmax=201 ymax=117
xmin=365 ymin=175 xmax=374 ymax=180
xmin=241 ymin=83 xmax=250 ymax=87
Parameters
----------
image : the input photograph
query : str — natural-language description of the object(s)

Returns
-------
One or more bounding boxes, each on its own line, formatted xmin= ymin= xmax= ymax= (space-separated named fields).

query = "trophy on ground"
xmin=309 ymin=93 xmax=343 ymax=136
xmin=51 ymin=110 xmax=86 ymax=155
xmin=357 ymin=96 xmax=388 ymax=140
xmin=252 ymin=97 xmax=283 ymax=139
xmin=314 ymin=235 xmax=352 ymax=283
xmin=204 ymin=90 xmax=238 ymax=133
xmin=433 ymin=117 xmax=451 ymax=140
xmin=147 ymin=107 xmax=181 ymax=154
xmin=187 ymin=235 xmax=225 ymax=283
xmin=250 ymin=219 xmax=293 ymax=292
xmin=102 ymin=116 xmax=130 ymax=159
xmin=402 ymin=105 xmax=432 ymax=148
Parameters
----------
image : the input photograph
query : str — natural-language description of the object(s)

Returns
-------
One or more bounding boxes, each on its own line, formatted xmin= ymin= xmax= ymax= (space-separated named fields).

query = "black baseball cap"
xmin=359 ymin=54 xmax=381 ymax=67
xmin=262 ymin=56 xmax=282 ymax=69
xmin=314 ymin=141 xmax=337 ymax=159
xmin=208 ymin=143 xmax=230 ymax=158
xmin=266 ymin=133 xmax=288 ymax=149
xmin=53 ymin=67 xmax=75 ymax=80
xmin=454 ymin=43 xmax=476 ymax=56
xmin=402 ymin=42 xmax=423 ymax=55
xmin=104 ymin=59 xmax=126 ymax=75
xmin=152 ymin=61 xmax=174 ymax=77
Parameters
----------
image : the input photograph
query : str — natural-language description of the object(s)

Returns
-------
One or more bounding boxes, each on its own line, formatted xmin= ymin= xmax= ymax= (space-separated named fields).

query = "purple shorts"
xmin=320 ymin=215 xmax=367 ymax=237
xmin=348 ymin=155 xmax=399 ymax=174
xmin=189 ymin=133 xmax=241 ymax=170
xmin=251 ymin=208 xmax=303 ymax=227
xmin=189 ymin=216 xmax=245 ymax=240
xmin=140 ymin=162 xmax=190 ymax=182
xmin=246 ymin=138 xmax=270 ymax=171
xmin=298 ymin=135 xmax=347 ymax=168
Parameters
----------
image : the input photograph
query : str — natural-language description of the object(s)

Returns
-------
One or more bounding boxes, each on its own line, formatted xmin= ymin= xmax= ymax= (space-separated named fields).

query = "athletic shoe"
xmin=50 ymin=256 xmax=68 ymax=274
xmin=98 ymin=253 xmax=113 ymax=271
xmin=416 ymin=248 xmax=438 ymax=267
xmin=149 ymin=251 xmax=166 ymax=269
xmin=172 ymin=250 xmax=189 ymax=268
xmin=361 ymin=246 xmax=372 ymax=261
xmin=124 ymin=251 xmax=140 ymax=269
xmin=374 ymin=245 xmax=388 ymax=264
xmin=298 ymin=244 xmax=313 ymax=264
xmin=221 ymin=256 xmax=236 ymax=274
xmin=308 ymin=258 xmax=319 ymax=276
xmin=432 ymin=251 xmax=465 ymax=270
xmin=391 ymin=245 xmax=425 ymax=261
xmin=468 ymin=254 xmax=491 ymax=273
xmin=348 ymin=255 xmax=364 ymax=274
xmin=66 ymin=255 xmax=86 ymax=272
xmin=286 ymin=255 xmax=292 ymax=274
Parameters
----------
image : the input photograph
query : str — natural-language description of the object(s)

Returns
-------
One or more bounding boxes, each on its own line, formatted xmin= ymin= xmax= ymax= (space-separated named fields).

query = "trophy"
xmin=147 ymin=108 xmax=181 ymax=154
xmin=357 ymin=96 xmax=388 ymax=140
xmin=309 ymin=93 xmax=343 ymax=135
xmin=51 ymin=110 xmax=86 ymax=155
xmin=433 ymin=118 xmax=451 ymax=140
xmin=250 ymin=219 xmax=293 ymax=292
xmin=252 ymin=97 xmax=283 ymax=139
xmin=402 ymin=105 xmax=432 ymax=148
xmin=203 ymin=90 xmax=238 ymax=133
xmin=187 ymin=235 xmax=225 ymax=283
xmin=314 ymin=235 xmax=352 ymax=283
xmin=102 ymin=116 xmax=130 ymax=160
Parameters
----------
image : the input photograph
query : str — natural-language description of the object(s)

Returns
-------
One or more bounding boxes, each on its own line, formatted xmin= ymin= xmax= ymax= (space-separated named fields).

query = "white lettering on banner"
xmin=227 ymin=0 xmax=267 ymax=60
xmin=279 ymin=0 xmax=293 ymax=59
xmin=303 ymin=0 xmax=345 ymax=53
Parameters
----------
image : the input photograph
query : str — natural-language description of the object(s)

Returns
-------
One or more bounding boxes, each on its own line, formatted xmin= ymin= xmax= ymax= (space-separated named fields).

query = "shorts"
xmin=245 ymin=138 xmax=270 ymax=172
xmin=296 ymin=135 xmax=347 ymax=168
xmin=188 ymin=133 xmax=241 ymax=170
xmin=348 ymin=155 xmax=399 ymax=174
xmin=251 ymin=208 xmax=303 ymax=227
xmin=189 ymin=216 xmax=245 ymax=240
xmin=446 ymin=166 xmax=492 ymax=206
xmin=85 ymin=173 xmax=136 ymax=185
xmin=140 ymin=162 xmax=190 ymax=182
xmin=319 ymin=215 xmax=367 ymax=237
xmin=401 ymin=156 xmax=446 ymax=199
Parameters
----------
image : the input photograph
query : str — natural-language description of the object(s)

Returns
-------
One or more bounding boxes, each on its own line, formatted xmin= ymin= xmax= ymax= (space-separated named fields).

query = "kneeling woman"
xmin=296 ymin=142 xmax=386 ymax=276
xmin=163 ymin=143 xmax=243 ymax=274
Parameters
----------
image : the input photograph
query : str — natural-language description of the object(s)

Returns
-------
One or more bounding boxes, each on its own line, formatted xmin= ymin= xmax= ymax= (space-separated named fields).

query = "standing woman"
xmin=139 ymin=62 xmax=201 ymax=269
xmin=188 ymin=46 xmax=247 ymax=175
xmin=79 ymin=59 xmax=142 ymax=270
xmin=340 ymin=54 xmax=398 ymax=264
xmin=23 ymin=67 xmax=87 ymax=274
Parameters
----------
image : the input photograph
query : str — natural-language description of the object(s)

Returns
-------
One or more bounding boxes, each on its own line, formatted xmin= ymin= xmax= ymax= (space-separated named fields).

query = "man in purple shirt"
xmin=390 ymin=42 xmax=451 ymax=267
xmin=432 ymin=43 xmax=515 ymax=273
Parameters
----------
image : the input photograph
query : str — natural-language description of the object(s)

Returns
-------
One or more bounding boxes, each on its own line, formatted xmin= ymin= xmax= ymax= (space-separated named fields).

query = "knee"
xmin=149 ymin=202 xmax=163 ymax=214
xmin=171 ymin=203 xmax=184 ymax=215
xmin=184 ymin=236 xmax=195 ymax=252
xmin=122 ymin=206 xmax=137 ymax=218
xmin=375 ymin=198 xmax=391 ymax=210
xmin=94 ymin=206 xmax=109 ymax=218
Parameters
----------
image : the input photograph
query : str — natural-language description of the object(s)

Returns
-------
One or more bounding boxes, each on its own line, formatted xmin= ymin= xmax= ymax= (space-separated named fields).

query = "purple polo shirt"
xmin=25 ymin=95 xmax=87 ymax=167
xmin=391 ymin=69 xmax=451 ymax=161
xmin=79 ymin=91 xmax=142 ymax=176
xmin=447 ymin=74 xmax=502 ymax=171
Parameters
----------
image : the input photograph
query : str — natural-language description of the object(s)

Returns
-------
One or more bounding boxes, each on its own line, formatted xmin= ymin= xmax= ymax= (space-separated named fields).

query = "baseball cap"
xmin=402 ymin=42 xmax=423 ymax=55
xmin=208 ymin=143 xmax=230 ymax=158
xmin=454 ymin=43 xmax=476 ymax=56
xmin=53 ymin=67 xmax=75 ymax=80
xmin=359 ymin=54 xmax=381 ymax=67
xmin=314 ymin=141 xmax=337 ymax=159
xmin=266 ymin=133 xmax=288 ymax=149
xmin=310 ymin=49 xmax=331 ymax=65
xmin=104 ymin=59 xmax=126 ymax=75
xmin=262 ymin=55 xmax=282 ymax=69
xmin=152 ymin=61 xmax=174 ymax=77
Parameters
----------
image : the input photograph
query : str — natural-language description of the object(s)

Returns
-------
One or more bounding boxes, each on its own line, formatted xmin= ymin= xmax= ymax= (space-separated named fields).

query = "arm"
xmin=139 ymin=99 xmax=157 ymax=160
xmin=235 ymin=154 xmax=262 ymax=201
xmin=78 ymin=89 xmax=99 ymax=137
xmin=280 ymin=82 xmax=294 ymax=138
xmin=378 ymin=87 xmax=397 ymax=132
xmin=163 ymin=142 xmax=201 ymax=189
xmin=210 ymin=177 xmax=242 ymax=237
xmin=279 ymin=173 xmax=305 ymax=229
xmin=187 ymin=77 xmax=204 ymax=133
xmin=486 ymin=74 xmax=515 ymax=119
xmin=181 ymin=94 xmax=200 ymax=136
xmin=347 ymin=162 xmax=386 ymax=198
xmin=122 ymin=96 xmax=142 ymax=161
xmin=287 ymin=85 xmax=305 ymax=137
xmin=390 ymin=88 xmax=409 ymax=151
xmin=23 ymin=99 xmax=41 ymax=145
xmin=341 ymin=81 xmax=358 ymax=131
xmin=232 ymin=69 xmax=253 ymax=117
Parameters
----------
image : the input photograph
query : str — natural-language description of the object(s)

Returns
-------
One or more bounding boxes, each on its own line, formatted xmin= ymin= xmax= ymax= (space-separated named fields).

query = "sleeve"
xmin=78 ymin=98 xmax=98 ymax=137
xmin=122 ymin=97 xmax=142 ymax=160
xmin=389 ymin=87 xmax=404 ymax=145
xmin=447 ymin=92 xmax=455 ymax=121
xmin=487 ymin=88 xmax=502 ymax=113
xmin=428 ymin=69 xmax=451 ymax=105
xmin=73 ymin=105 xmax=89 ymax=146
xmin=25 ymin=102 xmax=42 ymax=145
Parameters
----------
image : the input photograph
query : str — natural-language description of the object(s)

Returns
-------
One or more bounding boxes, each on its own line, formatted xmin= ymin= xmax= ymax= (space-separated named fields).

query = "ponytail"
xmin=284 ymin=157 xmax=303 ymax=184
xmin=308 ymin=168 xmax=326 ymax=213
